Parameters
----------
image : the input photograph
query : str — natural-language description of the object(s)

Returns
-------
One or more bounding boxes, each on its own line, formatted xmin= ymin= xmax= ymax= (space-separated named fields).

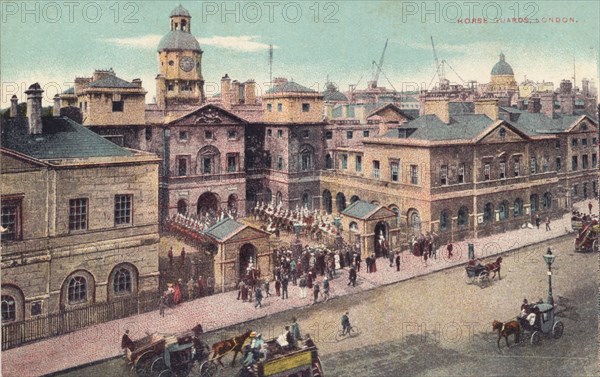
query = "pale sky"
xmin=1 ymin=1 xmax=598 ymax=106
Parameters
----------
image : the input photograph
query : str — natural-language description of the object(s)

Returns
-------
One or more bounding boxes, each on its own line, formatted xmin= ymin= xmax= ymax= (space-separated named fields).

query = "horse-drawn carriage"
xmin=126 ymin=326 xmax=212 ymax=377
xmin=575 ymin=219 xmax=599 ymax=252
xmin=493 ymin=302 xmax=564 ymax=348
xmin=465 ymin=257 xmax=502 ymax=285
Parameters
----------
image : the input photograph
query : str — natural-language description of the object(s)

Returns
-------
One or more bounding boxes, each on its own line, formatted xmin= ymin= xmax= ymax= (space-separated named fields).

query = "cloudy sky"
xmin=1 ymin=1 xmax=598 ymax=106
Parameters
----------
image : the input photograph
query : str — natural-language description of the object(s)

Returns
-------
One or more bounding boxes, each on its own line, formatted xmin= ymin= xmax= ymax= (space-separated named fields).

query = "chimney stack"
xmin=221 ymin=74 xmax=231 ymax=109
xmin=10 ymin=95 xmax=18 ymax=117
xmin=231 ymin=80 xmax=240 ymax=105
xmin=474 ymin=98 xmax=499 ymax=120
xmin=244 ymin=80 xmax=256 ymax=105
xmin=539 ymin=92 xmax=555 ymax=118
xmin=527 ymin=97 xmax=541 ymax=113
xmin=132 ymin=78 xmax=142 ymax=87
xmin=422 ymin=96 xmax=450 ymax=124
xmin=559 ymin=94 xmax=575 ymax=115
xmin=53 ymin=94 xmax=61 ymax=116
xmin=517 ymin=99 xmax=526 ymax=111
xmin=25 ymin=83 xmax=44 ymax=135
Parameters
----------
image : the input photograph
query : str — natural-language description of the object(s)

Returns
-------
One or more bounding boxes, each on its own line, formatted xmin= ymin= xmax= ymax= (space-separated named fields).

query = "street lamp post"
xmin=543 ymin=248 xmax=556 ymax=305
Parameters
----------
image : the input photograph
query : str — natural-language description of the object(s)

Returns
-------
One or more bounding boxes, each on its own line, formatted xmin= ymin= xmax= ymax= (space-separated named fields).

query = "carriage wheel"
xmin=478 ymin=271 xmax=489 ymax=284
xmin=552 ymin=321 xmax=564 ymax=339
xmin=465 ymin=272 xmax=473 ymax=284
xmin=150 ymin=357 xmax=166 ymax=374
xmin=530 ymin=331 xmax=541 ymax=345
xmin=135 ymin=351 xmax=157 ymax=377
xmin=157 ymin=369 xmax=175 ymax=377
xmin=199 ymin=360 xmax=218 ymax=377
xmin=593 ymin=240 xmax=598 ymax=253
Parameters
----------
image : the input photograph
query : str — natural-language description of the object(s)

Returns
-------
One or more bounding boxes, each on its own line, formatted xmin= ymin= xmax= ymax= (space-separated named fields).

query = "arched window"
xmin=483 ymin=203 xmax=494 ymax=223
xmin=1 ymin=295 xmax=16 ymax=322
xmin=302 ymin=192 xmax=311 ymax=209
xmin=325 ymin=154 xmax=333 ymax=169
xmin=390 ymin=206 xmax=400 ymax=227
xmin=440 ymin=210 xmax=450 ymax=231
xmin=498 ymin=201 xmax=509 ymax=220
xmin=349 ymin=221 xmax=358 ymax=231
xmin=177 ymin=199 xmax=187 ymax=215
xmin=299 ymin=145 xmax=314 ymax=171
xmin=68 ymin=276 xmax=87 ymax=304
xmin=530 ymin=194 xmax=539 ymax=212
xmin=542 ymin=192 xmax=552 ymax=210
xmin=350 ymin=195 xmax=360 ymax=204
xmin=336 ymin=193 xmax=346 ymax=213
xmin=513 ymin=198 xmax=523 ymax=217
xmin=322 ymin=190 xmax=332 ymax=214
xmin=264 ymin=188 xmax=272 ymax=204
xmin=458 ymin=207 xmax=469 ymax=227
xmin=276 ymin=192 xmax=283 ymax=207
xmin=197 ymin=146 xmax=221 ymax=175
xmin=113 ymin=268 xmax=132 ymax=294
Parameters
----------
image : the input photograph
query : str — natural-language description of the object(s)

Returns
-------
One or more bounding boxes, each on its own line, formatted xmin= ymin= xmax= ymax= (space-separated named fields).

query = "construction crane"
xmin=368 ymin=38 xmax=389 ymax=89
xmin=430 ymin=36 xmax=449 ymax=90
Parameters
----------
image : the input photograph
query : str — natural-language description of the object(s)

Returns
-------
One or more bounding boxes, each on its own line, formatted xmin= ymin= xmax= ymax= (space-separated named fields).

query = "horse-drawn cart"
xmin=127 ymin=329 xmax=211 ymax=377
xmin=465 ymin=257 xmax=502 ymax=285
xmin=517 ymin=303 xmax=564 ymax=345
xmin=575 ymin=219 xmax=599 ymax=252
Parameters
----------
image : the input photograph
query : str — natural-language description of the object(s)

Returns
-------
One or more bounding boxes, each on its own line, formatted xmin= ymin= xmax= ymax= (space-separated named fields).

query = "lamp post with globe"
xmin=543 ymin=248 xmax=556 ymax=305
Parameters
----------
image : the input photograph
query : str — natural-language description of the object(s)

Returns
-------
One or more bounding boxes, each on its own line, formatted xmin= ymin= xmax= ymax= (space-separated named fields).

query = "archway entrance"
xmin=227 ymin=194 xmax=238 ymax=213
xmin=407 ymin=208 xmax=421 ymax=236
xmin=350 ymin=195 xmax=360 ymax=204
xmin=197 ymin=192 xmax=219 ymax=215
xmin=239 ymin=243 xmax=257 ymax=278
xmin=336 ymin=192 xmax=346 ymax=213
xmin=322 ymin=190 xmax=332 ymax=214
xmin=177 ymin=199 xmax=188 ymax=215
xmin=374 ymin=221 xmax=389 ymax=258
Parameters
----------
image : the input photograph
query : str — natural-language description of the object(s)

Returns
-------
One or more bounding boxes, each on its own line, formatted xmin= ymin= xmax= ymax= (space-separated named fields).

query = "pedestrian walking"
xmin=237 ymin=280 xmax=245 ymax=300
xmin=197 ymin=275 xmax=205 ymax=297
xmin=290 ymin=260 xmax=297 ymax=285
xmin=446 ymin=243 xmax=453 ymax=258
xmin=121 ymin=330 xmax=135 ymax=353
xmin=312 ymin=283 xmax=320 ymax=304
xmin=535 ymin=214 xmax=541 ymax=229
xmin=187 ymin=278 xmax=195 ymax=301
xmin=545 ymin=216 xmax=551 ymax=231
xmin=423 ymin=249 xmax=428 ymax=266
xmin=275 ymin=277 xmax=281 ymax=296
xmin=395 ymin=251 xmax=401 ymax=271
xmin=180 ymin=247 xmax=186 ymax=266
xmin=589 ymin=201 xmax=593 ymax=214
xmin=347 ymin=265 xmax=357 ymax=287
xmin=281 ymin=275 xmax=289 ymax=299
xmin=159 ymin=295 xmax=166 ymax=317
xmin=254 ymin=287 xmax=263 ymax=308
xmin=323 ymin=277 xmax=330 ymax=302
xmin=365 ymin=255 xmax=371 ymax=273
xmin=167 ymin=247 xmax=173 ymax=267
xmin=299 ymin=275 xmax=307 ymax=298
xmin=263 ymin=279 xmax=271 ymax=297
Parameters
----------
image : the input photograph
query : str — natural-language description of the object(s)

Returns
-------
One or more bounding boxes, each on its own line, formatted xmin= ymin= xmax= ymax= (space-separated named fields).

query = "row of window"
xmin=178 ymin=130 xmax=238 ymax=142
xmin=571 ymin=153 xmax=597 ymax=171
xmin=266 ymin=103 xmax=311 ymax=112
xmin=177 ymin=154 xmax=239 ymax=176
xmin=571 ymin=137 xmax=597 ymax=148
xmin=166 ymin=81 xmax=196 ymax=92
xmin=78 ymin=101 xmax=124 ymax=113
xmin=438 ymin=193 xmax=552 ymax=231
xmin=324 ymin=130 xmax=370 ymax=140
xmin=0 ymin=195 xmax=132 ymax=241
xmin=572 ymin=181 xmax=598 ymax=198
xmin=1 ymin=267 xmax=134 ymax=321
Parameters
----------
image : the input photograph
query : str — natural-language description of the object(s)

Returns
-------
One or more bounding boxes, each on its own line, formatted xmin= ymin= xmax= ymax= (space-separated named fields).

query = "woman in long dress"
xmin=334 ymin=253 xmax=341 ymax=270
xmin=173 ymin=281 xmax=182 ymax=305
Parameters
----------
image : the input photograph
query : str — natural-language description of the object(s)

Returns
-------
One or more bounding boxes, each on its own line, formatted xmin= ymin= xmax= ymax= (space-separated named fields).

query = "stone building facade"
xmin=1 ymin=84 xmax=160 ymax=322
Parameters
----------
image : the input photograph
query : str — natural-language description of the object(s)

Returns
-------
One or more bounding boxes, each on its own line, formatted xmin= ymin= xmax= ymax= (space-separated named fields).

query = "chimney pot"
xmin=53 ymin=94 xmax=61 ymax=117
xmin=24 ymin=83 xmax=44 ymax=135
xmin=10 ymin=95 xmax=18 ymax=117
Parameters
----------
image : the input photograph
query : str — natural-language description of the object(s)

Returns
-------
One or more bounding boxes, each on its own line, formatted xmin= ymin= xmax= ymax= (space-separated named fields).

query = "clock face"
xmin=179 ymin=56 xmax=195 ymax=72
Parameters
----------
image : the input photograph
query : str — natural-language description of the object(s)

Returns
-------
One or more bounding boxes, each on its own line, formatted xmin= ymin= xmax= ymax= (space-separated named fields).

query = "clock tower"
xmin=156 ymin=4 xmax=205 ymax=109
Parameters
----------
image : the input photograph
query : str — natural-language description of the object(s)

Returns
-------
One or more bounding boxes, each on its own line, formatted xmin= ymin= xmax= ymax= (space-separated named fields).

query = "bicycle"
xmin=336 ymin=325 xmax=360 ymax=341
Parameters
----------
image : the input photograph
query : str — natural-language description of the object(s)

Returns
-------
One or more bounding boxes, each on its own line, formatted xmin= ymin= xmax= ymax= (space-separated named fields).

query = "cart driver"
xmin=526 ymin=312 xmax=537 ymax=330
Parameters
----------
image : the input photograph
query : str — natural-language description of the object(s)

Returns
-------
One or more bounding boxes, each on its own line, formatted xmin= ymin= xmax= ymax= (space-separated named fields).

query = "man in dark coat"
xmin=281 ymin=275 xmax=289 ymax=299
xmin=365 ymin=255 xmax=371 ymax=273
xmin=121 ymin=330 xmax=135 ymax=352
xmin=347 ymin=266 xmax=357 ymax=287
xmin=395 ymin=251 xmax=401 ymax=272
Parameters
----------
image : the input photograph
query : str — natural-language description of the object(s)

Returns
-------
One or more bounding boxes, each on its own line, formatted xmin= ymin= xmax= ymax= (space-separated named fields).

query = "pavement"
xmin=1 ymin=201 xmax=592 ymax=377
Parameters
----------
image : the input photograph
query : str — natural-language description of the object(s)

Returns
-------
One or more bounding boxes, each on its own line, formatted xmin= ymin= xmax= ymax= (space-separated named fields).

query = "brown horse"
xmin=211 ymin=330 xmax=253 ymax=367
xmin=485 ymin=257 xmax=503 ymax=280
xmin=492 ymin=320 xmax=520 ymax=348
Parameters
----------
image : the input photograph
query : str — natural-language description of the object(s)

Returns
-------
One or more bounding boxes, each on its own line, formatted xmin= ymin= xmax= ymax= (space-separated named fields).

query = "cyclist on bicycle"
xmin=341 ymin=311 xmax=351 ymax=335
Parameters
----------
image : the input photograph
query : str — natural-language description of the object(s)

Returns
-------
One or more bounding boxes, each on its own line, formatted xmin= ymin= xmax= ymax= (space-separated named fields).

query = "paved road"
xmin=55 ymin=236 xmax=597 ymax=377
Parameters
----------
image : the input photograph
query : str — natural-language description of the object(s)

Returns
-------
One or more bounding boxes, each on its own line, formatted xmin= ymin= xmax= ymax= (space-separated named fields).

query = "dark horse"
xmin=485 ymin=257 xmax=503 ymax=280
xmin=492 ymin=320 xmax=520 ymax=348
xmin=211 ymin=330 xmax=253 ymax=367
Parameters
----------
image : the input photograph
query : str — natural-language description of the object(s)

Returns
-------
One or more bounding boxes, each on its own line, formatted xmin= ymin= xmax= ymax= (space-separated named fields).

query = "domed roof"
xmin=266 ymin=81 xmax=316 ymax=94
xmin=170 ymin=4 xmax=190 ymax=17
xmin=158 ymin=30 xmax=201 ymax=52
xmin=491 ymin=53 xmax=514 ymax=76
xmin=323 ymin=83 xmax=348 ymax=102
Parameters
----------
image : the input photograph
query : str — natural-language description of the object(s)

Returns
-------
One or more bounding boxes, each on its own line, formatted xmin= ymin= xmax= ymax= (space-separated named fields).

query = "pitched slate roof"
xmin=87 ymin=75 xmax=138 ymax=89
xmin=342 ymin=200 xmax=380 ymax=219
xmin=449 ymin=102 xmax=475 ymax=115
xmin=382 ymin=114 xmax=494 ymax=141
xmin=498 ymin=107 xmax=588 ymax=135
xmin=63 ymin=87 xmax=75 ymax=94
xmin=1 ymin=116 xmax=132 ymax=159
xmin=204 ymin=217 xmax=245 ymax=241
